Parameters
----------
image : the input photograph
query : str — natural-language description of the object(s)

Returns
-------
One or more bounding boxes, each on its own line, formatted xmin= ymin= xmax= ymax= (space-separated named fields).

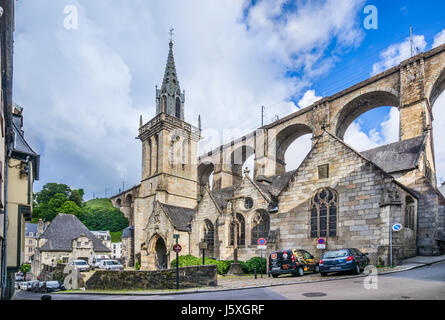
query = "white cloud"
xmin=344 ymin=108 xmax=399 ymax=152
xmin=433 ymin=29 xmax=445 ymax=49
xmin=372 ymin=35 xmax=427 ymax=75
xmin=298 ymin=90 xmax=323 ymax=108
xmin=13 ymin=0 xmax=367 ymax=197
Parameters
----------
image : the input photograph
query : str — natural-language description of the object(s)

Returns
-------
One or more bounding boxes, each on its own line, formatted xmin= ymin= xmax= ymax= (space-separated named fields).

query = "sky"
xmin=12 ymin=0 xmax=445 ymax=199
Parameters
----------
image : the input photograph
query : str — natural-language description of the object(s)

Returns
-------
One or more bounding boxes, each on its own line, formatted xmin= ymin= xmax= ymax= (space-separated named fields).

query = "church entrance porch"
xmin=155 ymin=237 xmax=168 ymax=270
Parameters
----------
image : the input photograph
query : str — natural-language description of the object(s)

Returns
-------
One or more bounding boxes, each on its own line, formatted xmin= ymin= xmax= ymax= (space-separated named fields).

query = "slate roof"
xmin=210 ymin=185 xmax=238 ymax=210
xmin=439 ymin=183 xmax=445 ymax=198
xmin=25 ymin=223 xmax=38 ymax=237
xmin=360 ymin=136 xmax=426 ymax=173
xmin=255 ymin=170 xmax=297 ymax=198
xmin=39 ymin=214 xmax=111 ymax=252
xmin=12 ymin=112 xmax=40 ymax=180
xmin=121 ymin=226 xmax=134 ymax=239
xmin=159 ymin=203 xmax=195 ymax=232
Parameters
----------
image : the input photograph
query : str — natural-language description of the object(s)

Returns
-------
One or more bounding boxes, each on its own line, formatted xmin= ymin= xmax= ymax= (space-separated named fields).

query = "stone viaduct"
xmin=198 ymin=43 xmax=445 ymax=191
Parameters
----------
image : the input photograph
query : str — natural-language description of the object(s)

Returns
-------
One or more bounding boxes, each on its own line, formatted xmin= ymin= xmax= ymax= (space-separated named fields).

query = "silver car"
xmin=70 ymin=259 xmax=91 ymax=272
xmin=99 ymin=259 xmax=124 ymax=270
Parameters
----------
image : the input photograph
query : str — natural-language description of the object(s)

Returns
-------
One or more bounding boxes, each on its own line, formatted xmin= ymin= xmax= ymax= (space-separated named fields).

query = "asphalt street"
xmin=14 ymin=261 xmax=445 ymax=300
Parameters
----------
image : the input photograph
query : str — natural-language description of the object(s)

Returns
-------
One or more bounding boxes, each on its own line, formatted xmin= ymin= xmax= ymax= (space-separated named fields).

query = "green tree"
xmin=20 ymin=264 xmax=31 ymax=281
xmin=35 ymin=183 xmax=71 ymax=205
xmin=69 ymin=189 xmax=84 ymax=207
xmin=59 ymin=201 xmax=81 ymax=216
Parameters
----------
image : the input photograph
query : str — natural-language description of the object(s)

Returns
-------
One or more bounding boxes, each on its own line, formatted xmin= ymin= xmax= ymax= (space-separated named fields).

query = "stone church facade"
xmin=111 ymin=40 xmax=445 ymax=270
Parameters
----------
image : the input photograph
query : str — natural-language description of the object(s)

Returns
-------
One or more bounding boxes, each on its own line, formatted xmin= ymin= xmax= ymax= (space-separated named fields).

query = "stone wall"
xmin=85 ymin=264 xmax=217 ymax=290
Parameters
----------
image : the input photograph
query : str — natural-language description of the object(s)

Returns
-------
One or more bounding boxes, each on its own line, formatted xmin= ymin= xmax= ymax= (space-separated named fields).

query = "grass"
xmin=110 ymin=231 xmax=123 ymax=243
xmin=84 ymin=198 xmax=115 ymax=209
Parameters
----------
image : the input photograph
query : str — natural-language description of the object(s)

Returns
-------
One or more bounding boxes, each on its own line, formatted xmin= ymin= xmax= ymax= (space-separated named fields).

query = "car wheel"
xmin=297 ymin=267 xmax=304 ymax=277
xmin=354 ymin=263 xmax=361 ymax=275
xmin=320 ymin=272 xmax=328 ymax=277
xmin=272 ymin=274 xmax=278 ymax=278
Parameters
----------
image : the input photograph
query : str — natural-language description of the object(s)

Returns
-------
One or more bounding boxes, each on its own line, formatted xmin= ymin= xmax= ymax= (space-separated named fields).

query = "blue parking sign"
xmin=392 ymin=223 xmax=403 ymax=232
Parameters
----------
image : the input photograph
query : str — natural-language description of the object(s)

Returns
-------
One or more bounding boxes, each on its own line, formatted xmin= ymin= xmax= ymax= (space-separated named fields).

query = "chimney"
xmin=37 ymin=219 xmax=44 ymax=237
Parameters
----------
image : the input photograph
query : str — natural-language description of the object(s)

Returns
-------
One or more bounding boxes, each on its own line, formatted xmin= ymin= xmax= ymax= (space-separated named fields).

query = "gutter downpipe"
xmin=1 ymin=148 xmax=11 ymax=300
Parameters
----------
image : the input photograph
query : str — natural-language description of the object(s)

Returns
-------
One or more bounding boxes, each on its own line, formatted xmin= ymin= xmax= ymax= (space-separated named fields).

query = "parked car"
xmin=41 ymin=281 xmax=65 ymax=293
xmin=26 ymin=280 xmax=39 ymax=291
xmin=69 ymin=259 xmax=90 ymax=272
xmin=31 ymin=281 xmax=45 ymax=293
xmin=98 ymin=259 xmax=124 ymax=271
xmin=291 ymin=249 xmax=320 ymax=273
xmin=319 ymin=248 xmax=370 ymax=276
xmin=89 ymin=254 xmax=110 ymax=270
xmin=15 ymin=273 xmax=24 ymax=282
xmin=268 ymin=249 xmax=307 ymax=278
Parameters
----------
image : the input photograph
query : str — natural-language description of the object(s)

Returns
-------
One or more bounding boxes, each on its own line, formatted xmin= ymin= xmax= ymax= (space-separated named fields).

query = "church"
xmin=111 ymin=39 xmax=445 ymax=271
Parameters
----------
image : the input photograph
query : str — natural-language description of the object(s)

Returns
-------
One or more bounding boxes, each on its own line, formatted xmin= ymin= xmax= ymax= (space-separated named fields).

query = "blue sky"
xmin=12 ymin=0 xmax=445 ymax=198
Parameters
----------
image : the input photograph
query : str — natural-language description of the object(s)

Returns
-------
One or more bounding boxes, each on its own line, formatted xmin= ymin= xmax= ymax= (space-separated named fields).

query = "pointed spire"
xmin=161 ymin=37 xmax=179 ymax=91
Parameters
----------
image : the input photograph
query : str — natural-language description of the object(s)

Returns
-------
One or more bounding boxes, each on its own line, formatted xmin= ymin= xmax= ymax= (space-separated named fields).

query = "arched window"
xmin=175 ymin=97 xmax=181 ymax=118
xmin=203 ymin=220 xmax=215 ymax=254
xmin=251 ymin=210 xmax=270 ymax=245
xmin=405 ymin=196 xmax=415 ymax=230
xmin=310 ymin=188 xmax=338 ymax=238
xmin=230 ymin=213 xmax=245 ymax=246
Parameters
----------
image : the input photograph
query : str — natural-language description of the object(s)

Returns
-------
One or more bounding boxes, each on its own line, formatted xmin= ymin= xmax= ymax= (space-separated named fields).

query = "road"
xmin=15 ymin=261 xmax=445 ymax=300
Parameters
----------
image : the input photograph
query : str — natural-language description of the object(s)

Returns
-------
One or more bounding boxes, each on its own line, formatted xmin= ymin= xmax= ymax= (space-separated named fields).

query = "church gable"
xmin=278 ymin=131 xmax=393 ymax=212
xmin=235 ymin=175 xmax=271 ymax=205
xmin=196 ymin=188 xmax=221 ymax=224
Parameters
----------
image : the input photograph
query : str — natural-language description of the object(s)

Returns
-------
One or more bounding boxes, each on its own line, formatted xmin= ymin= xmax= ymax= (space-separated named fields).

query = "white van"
xmin=89 ymin=254 xmax=110 ymax=269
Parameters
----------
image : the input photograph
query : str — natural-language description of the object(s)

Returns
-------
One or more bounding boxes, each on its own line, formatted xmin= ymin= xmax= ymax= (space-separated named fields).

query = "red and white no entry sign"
xmin=173 ymin=244 xmax=182 ymax=253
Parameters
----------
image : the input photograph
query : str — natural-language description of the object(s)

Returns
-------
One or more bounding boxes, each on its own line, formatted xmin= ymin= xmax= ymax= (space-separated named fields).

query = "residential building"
xmin=91 ymin=230 xmax=112 ymax=250
xmin=112 ymin=242 xmax=122 ymax=260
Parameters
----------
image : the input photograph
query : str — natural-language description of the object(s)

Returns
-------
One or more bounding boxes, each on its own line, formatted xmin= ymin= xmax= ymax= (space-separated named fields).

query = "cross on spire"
xmin=169 ymin=27 xmax=175 ymax=44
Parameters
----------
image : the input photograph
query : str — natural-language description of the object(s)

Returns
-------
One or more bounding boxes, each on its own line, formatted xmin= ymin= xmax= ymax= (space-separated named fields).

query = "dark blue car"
xmin=319 ymin=248 xmax=369 ymax=276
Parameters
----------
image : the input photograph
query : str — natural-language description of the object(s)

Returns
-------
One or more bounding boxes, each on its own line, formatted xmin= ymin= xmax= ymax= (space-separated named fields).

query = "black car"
xmin=41 ymin=281 xmax=65 ymax=293
xmin=319 ymin=248 xmax=370 ymax=276
xmin=268 ymin=249 xmax=306 ymax=278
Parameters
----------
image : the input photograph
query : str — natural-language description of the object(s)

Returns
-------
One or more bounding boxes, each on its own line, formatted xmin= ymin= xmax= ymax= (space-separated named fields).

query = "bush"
xmin=244 ymin=257 xmax=267 ymax=274
xmin=170 ymin=255 xmax=243 ymax=275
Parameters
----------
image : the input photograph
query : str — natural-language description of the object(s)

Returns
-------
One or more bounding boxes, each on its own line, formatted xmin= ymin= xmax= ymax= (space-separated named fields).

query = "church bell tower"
xmin=137 ymin=37 xmax=200 ymax=209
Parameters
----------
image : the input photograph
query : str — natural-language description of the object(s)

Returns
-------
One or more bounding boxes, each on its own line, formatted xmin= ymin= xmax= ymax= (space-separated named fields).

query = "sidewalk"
xmin=57 ymin=255 xmax=445 ymax=296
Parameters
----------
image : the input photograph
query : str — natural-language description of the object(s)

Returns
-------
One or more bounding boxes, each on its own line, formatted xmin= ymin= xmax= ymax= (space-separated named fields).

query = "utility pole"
xmin=122 ymin=181 xmax=125 ymax=192
xmin=261 ymin=106 xmax=265 ymax=127
xmin=410 ymin=26 xmax=414 ymax=57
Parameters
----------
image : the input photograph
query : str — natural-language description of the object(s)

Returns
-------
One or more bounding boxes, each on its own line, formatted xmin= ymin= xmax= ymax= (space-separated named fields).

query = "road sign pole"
xmin=260 ymin=250 xmax=263 ymax=279
xmin=202 ymin=249 xmax=205 ymax=265
xmin=390 ymin=225 xmax=393 ymax=267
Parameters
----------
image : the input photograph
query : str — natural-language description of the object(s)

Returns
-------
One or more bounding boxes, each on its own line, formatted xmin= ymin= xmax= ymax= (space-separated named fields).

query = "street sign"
xmin=173 ymin=244 xmax=182 ymax=253
xmin=258 ymin=238 xmax=267 ymax=245
xmin=199 ymin=242 xmax=208 ymax=250
xmin=317 ymin=238 xmax=326 ymax=249
xmin=392 ymin=223 xmax=403 ymax=232
xmin=257 ymin=245 xmax=267 ymax=250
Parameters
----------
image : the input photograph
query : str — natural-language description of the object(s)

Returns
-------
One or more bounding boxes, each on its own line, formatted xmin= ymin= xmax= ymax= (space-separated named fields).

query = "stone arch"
xmin=230 ymin=145 xmax=255 ymax=185
xmin=335 ymin=91 xmax=400 ymax=140
xmin=147 ymin=233 xmax=168 ymax=270
xmin=250 ymin=209 xmax=270 ymax=245
xmin=429 ymin=67 xmax=445 ymax=107
xmin=198 ymin=162 xmax=215 ymax=188
xmin=274 ymin=123 xmax=313 ymax=174
xmin=125 ymin=194 xmax=133 ymax=206
xmin=115 ymin=198 xmax=122 ymax=208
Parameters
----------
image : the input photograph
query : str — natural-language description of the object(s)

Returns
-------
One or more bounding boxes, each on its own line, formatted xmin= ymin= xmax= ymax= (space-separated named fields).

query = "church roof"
xmin=161 ymin=40 xmax=180 ymax=94
xmin=122 ymin=225 xmax=134 ymax=239
xmin=159 ymin=203 xmax=195 ymax=232
xmin=360 ymin=136 xmax=426 ymax=173
xmin=39 ymin=214 xmax=110 ymax=252
xmin=254 ymin=170 xmax=297 ymax=198
xmin=210 ymin=185 xmax=238 ymax=209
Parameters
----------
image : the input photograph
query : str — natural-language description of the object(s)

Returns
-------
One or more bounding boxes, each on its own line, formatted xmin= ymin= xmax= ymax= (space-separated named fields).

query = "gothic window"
xmin=203 ymin=220 xmax=215 ymax=253
xmin=244 ymin=198 xmax=253 ymax=209
xmin=148 ymin=139 xmax=152 ymax=176
xmin=230 ymin=213 xmax=245 ymax=246
xmin=405 ymin=196 xmax=415 ymax=230
xmin=251 ymin=210 xmax=270 ymax=245
xmin=310 ymin=188 xmax=338 ymax=238
xmin=175 ymin=97 xmax=181 ymax=118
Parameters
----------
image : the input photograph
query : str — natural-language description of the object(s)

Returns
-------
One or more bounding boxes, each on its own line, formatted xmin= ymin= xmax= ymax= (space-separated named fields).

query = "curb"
xmin=54 ymin=258 xmax=445 ymax=297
